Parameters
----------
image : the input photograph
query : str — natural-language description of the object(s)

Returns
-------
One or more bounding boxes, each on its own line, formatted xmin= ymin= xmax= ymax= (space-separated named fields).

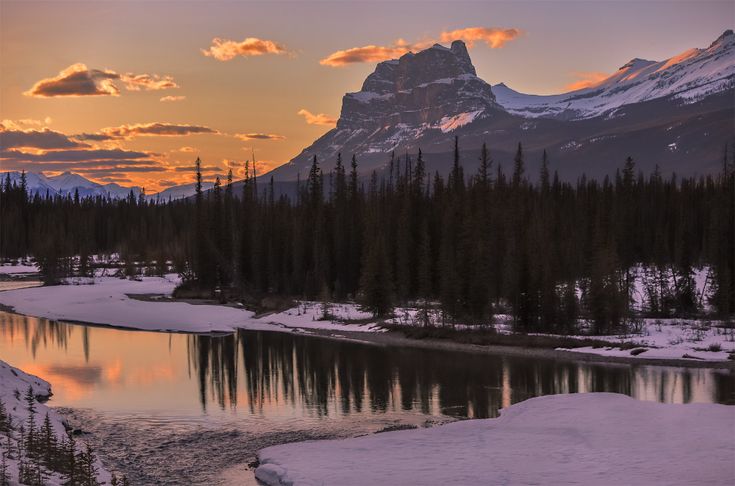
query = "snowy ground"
xmin=0 ymin=276 xmax=380 ymax=334
xmin=255 ymin=393 xmax=735 ymax=486
xmin=0 ymin=260 xmax=39 ymax=275
xmin=0 ymin=359 xmax=111 ymax=485
xmin=557 ymin=318 xmax=735 ymax=361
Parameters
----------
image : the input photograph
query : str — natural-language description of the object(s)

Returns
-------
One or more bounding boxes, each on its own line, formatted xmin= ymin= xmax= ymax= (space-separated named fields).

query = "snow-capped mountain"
xmin=2 ymin=171 xmax=143 ymax=199
xmin=1 ymin=171 xmax=215 ymax=201
xmin=268 ymin=31 xmax=733 ymax=181
xmin=493 ymin=30 xmax=735 ymax=120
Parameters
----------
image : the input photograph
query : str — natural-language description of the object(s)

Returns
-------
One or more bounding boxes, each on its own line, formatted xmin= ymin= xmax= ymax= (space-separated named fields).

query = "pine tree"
xmin=512 ymin=142 xmax=525 ymax=187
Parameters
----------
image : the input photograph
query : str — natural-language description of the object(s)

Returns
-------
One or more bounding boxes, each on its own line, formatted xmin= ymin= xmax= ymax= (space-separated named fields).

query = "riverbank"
xmin=255 ymin=392 xmax=735 ymax=486
xmin=0 ymin=359 xmax=112 ymax=485
xmin=0 ymin=274 xmax=732 ymax=368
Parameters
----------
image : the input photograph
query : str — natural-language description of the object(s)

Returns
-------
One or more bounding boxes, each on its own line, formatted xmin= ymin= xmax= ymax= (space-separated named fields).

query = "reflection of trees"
xmin=0 ymin=311 xmax=72 ymax=357
xmin=713 ymin=370 xmax=735 ymax=405
xmin=3 ymin=311 xmax=729 ymax=416
xmin=186 ymin=329 xmax=730 ymax=419
xmin=187 ymin=333 xmax=238 ymax=412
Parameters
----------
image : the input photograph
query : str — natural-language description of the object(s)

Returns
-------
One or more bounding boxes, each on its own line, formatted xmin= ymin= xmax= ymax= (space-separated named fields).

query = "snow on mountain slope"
xmin=494 ymin=29 xmax=735 ymax=120
xmin=147 ymin=181 xmax=214 ymax=201
xmin=46 ymin=171 xmax=99 ymax=191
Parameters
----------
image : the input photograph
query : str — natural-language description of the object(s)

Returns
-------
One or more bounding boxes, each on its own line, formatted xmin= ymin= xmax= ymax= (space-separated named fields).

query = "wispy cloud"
xmin=160 ymin=95 xmax=186 ymax=102
xmin=175 ymin=146 xmax=197 ymax=153
xmin=0 ymin=124 xmax=88 ymax=150
xmin=24 ymin=64 xmax=179 ymax=98
xmin=297 ymin=109 xmax=337 ymax=127
xmin=201 ymin=37 xmax=288 ymax=61
xmin=100 ymin=123 xmax=218 ymax=139
xmin=120 ymin=73 xmax=178 ymax=91
xmin=320 ymin=45 xmax=411 ymax=67
xmin=0 ymin=146 xmax=162 ymax=174
xmin=235 ymin=133 xmax=286 ymax=141
xmin=320 ymin=26 xmax=521 ymax=66
xmin=1 ymin=118 xmax=52 ymax=129
xmin=438 ymin=27 xmax=522 ymax=48
xmin=564 ymin=71 xmax=609 ymax=91
xmin=172 ymin=164 xmax=222 ymax=173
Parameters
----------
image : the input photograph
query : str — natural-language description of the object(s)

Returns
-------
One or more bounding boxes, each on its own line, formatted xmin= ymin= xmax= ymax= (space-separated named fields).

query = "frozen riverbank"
xmin=255 ymin=392 xmax=735 ymax=486
xmin=0 ymin=360 xmax=112 ymax=485
xmin=0 ymin=275 xmax=380 ymax=334
xmin=0 ymin=275 xmax=731 ymax=364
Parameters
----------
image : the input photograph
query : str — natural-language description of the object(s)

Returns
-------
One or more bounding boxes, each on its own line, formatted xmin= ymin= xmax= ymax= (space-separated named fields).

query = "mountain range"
xmin=0 ymin=171 xmax=215 ymax=200
xmin=271 ymin=29 xmax=734 ymax=181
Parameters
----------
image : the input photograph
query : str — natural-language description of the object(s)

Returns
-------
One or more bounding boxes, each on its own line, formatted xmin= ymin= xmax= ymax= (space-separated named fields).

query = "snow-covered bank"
xmin=0 ymin=276 xmax=380 ymax=334
xmin=0 ymin=261 xmax=39 ymax=275
xmin=0 ymin=275 xmax=731 ymax=362
xmin=0 ymin=360 xmax=111 ymax=485
xmin=256 ymin=393 xmax=735 ymax=486
xmin=553 ymin=318 xmax=735 ymax=361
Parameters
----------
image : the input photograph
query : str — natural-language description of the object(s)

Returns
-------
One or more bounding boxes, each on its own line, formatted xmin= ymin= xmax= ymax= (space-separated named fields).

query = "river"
xmin=0 ymin=310 xmax=732 ymax=484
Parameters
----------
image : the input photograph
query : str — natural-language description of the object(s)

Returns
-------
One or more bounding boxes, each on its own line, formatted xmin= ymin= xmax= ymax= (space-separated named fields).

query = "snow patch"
xmin=256 ymin=393 xmax=735 ymax=486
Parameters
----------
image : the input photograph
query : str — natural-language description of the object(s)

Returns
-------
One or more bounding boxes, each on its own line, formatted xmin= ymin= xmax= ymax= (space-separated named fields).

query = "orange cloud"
xmin=0 ymin=125 xmax=87 ymax=149
xmin=320 ymin=45 xmax=410 ymax=67
xmin=235 ymin=133 xmax=286 ymax=141
xmin=321 ymin=26 xmax=521 ymax=67
xmin=201 ymin=37 xmax=288 ymax=61
xmin=25 ymin=63 xmax=120 ymax=97
xmin=297 ymin=109 xmax=337 ymax=127
xmin=1 ymin=117 xmax=52 ymax=129
xmin=120 ymin=73 xmax=178 ymax=91
xmin=176 ymin=146 xmax=197 ymax=153
xmin=24 ymin=64 xmax=179 ymax=97
xmin=564 ymin=71 xmax=609 ymax=91
xmin=439 ymin=27 xmax=522 ymax=48
xmin=100 ymin=122 xmax=218 ymax=139
xmin=160 ymin=95 xmax=186 ymax=102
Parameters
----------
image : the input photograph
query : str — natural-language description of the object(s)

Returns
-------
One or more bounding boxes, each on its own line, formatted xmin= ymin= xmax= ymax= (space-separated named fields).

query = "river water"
xmin=0 ymin=310 xmax=732 ymax=484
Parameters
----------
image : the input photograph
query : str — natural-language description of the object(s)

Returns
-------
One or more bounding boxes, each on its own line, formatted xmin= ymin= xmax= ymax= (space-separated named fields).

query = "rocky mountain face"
xmin=338 ymin=40 xmax=499 ymax=133
xmin=270 ymin=31 xmax=734 ymax=182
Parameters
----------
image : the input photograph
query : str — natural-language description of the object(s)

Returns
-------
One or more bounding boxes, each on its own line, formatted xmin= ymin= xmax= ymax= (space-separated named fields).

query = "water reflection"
xmin=1 ymin=311 xmax=733 ymax=422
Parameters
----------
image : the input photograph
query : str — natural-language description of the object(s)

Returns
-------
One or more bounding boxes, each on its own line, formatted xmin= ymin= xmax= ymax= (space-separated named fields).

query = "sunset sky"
xmin=1 ymin=0 xmax=732 ymax=192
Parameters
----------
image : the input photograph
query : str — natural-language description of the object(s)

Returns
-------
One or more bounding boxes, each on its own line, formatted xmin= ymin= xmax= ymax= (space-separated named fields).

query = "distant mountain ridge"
xmin=0 ymin=171 xmax=211 ymax=200
xmin=2 ymin=171 xmax=143 ymax=199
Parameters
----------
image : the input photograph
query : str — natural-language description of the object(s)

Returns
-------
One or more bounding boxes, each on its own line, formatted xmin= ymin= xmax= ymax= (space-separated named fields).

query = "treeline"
xmin=1 ymin=139 xmax=733 ymax=334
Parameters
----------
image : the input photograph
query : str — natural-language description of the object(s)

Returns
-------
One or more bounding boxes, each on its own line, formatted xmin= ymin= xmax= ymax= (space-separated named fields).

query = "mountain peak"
xmin=450 ymin=40 xmax=470 ymax=59
xmin=709 ymin=29 xmax=734 ymax=49
xmin=360 ymin=40 xmax=478 ymax=96
xmin=618 ymin=58 xmax=655 ymax=71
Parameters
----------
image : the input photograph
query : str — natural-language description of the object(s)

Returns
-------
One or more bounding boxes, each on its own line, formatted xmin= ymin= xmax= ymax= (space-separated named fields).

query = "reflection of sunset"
xmin=104 ymin=359 xmax=123 ymax=384
xmin=20 ymin=362 xmax=95 ymax=402
xmin=129 ymin=364 xmax=176 ymax=386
